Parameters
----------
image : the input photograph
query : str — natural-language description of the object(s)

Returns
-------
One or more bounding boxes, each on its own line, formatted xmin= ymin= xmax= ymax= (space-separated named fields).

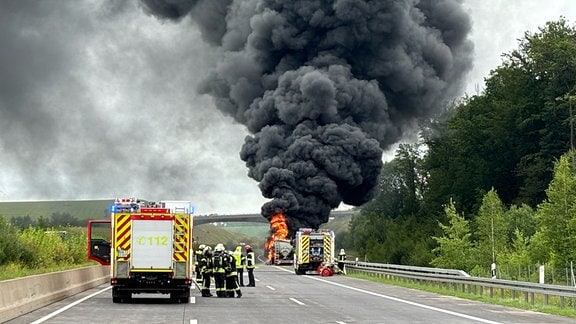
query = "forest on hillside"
xmin=345 ymin=19 xmax=576 ymax=282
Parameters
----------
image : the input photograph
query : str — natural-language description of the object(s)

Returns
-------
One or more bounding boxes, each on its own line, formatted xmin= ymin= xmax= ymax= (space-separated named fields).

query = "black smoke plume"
xmin=141 ymin=0 xmax=473 ymax=235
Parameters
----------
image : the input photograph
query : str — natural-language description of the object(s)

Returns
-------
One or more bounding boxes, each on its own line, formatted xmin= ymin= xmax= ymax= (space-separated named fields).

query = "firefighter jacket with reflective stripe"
xmin=212 ymin=252 xmax=226 ymax=274
xmin=199 ymin=254 xmax=212 ymax=274
xmin=246 ymin=251 xmax=255 ymax=269
xmin=233 ymin=249 xmax=244 ymax=268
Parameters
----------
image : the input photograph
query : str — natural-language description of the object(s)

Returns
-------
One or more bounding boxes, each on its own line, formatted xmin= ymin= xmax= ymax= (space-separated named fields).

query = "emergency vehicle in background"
xmin=87 ymin=198 xmax=194 ymax=303
xmin=293 ymin=228 xmax=336 ymax=275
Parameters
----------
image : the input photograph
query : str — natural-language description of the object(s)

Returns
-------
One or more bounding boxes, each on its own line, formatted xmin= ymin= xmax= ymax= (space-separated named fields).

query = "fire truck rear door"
xmin=131 ymin=219 xmax=173 ymax=269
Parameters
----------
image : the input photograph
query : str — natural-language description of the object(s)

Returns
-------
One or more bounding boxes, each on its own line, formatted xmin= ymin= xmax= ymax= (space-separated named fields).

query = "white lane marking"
xmin=336 ymin=322 xmax=347 ymax=324
xmin=276 ymin=267 xmax=502 ymax=324
xmin=190 ymin=320 xmax=198 ymax=324
xmin=266 ymin=285 xmax=276 ymax=291
xmin=289 ymin=297 xmax=306 ymax=305
xmin=30 ymin=286 xmax=112 ymax=324
xmin=190 ymin=296 xmax=196 ymax=304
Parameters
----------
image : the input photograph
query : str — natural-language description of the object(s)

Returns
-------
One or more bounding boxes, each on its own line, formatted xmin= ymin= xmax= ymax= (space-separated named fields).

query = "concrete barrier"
xmin=0 ymin=265 xmax=109 ymax=323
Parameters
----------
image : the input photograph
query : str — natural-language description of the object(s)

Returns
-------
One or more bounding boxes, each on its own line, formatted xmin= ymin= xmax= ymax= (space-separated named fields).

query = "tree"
xmin=10 ymin=215 xmax=35 ymax=228
xmin=533 ymin=151 xmax=576 ymax=267
xmin=431 ymin=199 xmax=475 ymax=271
xmin=474 ymin=189 xmax=509 ymax=269
xmin=349 ymin=143 xmax=436 ymax=265
xmin=0 ymin=216 xmax=21 ymax=265
xmin=50 ymin=212 xmax=80 ymax=226
xmin=425 ymin=19 xmax=576 ymax=216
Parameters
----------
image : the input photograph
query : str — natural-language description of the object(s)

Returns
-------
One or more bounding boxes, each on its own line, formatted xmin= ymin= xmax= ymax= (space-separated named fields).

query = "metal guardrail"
xmin=346 ymin=261 xmax=576 ymax=308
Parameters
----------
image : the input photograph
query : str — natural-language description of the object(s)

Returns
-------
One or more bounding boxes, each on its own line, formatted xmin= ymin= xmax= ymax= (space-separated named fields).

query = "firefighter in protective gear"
xmin=338 ymin=248 xmax=346 ymax=274
xmin=195 ymin=244 xmax=205 ymax=283
xmin=212 ymin=243 xmax=227 ymax=297
xmin=233 ymin=245 xmax=245 ymax=286
xmin=245 ymin=244 xmax=256 ymax=287
xmin=199 ymin=246 xmax=213 ymax=297
xmin=224 ymin=250 xmax=242 ymax=298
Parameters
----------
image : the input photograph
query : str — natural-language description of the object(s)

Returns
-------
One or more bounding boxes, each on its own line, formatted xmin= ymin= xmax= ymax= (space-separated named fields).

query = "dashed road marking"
xmin=289 ymin=297 xmax=306 ymax=305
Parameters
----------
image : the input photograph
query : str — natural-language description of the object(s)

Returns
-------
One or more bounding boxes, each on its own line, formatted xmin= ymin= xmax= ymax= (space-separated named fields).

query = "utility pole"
xmin=491 ymin=217 xmax=496 ymax=279
xmin=569 ymin=95 xmax=574 ymax=151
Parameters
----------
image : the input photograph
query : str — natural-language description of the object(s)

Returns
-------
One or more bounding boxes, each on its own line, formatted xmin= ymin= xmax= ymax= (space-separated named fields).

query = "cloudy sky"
xmin=0 ymin=1 xmax=574 ymax=215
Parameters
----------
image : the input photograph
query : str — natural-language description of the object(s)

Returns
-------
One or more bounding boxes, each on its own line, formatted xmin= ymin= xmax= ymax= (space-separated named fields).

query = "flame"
xmin=265 ymin=212 xmax=289 ymax=262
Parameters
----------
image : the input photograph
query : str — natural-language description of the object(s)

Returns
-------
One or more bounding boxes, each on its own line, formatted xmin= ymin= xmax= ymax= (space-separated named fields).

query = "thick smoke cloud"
xmin=143 ymin=0 xmax=475 ymax=234
xmin=0 ymin=0 xmax=266 ymax=213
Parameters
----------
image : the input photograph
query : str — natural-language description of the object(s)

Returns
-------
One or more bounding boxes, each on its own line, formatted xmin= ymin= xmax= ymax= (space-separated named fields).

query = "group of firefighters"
xmin=194 ymin=243 xmax=256 ymax=298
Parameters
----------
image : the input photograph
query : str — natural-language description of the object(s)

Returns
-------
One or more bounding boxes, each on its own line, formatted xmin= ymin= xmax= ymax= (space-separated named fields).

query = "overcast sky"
xmin=0 ymin=1 xmax=574 ymax=215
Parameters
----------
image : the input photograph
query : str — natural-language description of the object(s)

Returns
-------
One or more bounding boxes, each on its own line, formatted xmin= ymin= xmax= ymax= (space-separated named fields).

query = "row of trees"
xmin=345 ymin=18 xmax=576 ymax=281
xmin=432 ymin=151 xmax=576 ymax=281
xmin=10 ymin=212 xmax=85 ymax=228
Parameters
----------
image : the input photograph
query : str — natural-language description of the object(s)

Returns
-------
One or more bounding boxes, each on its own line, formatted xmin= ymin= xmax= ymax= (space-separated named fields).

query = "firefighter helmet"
xmin=199 ymin=244 xmax=206 ymax=250
xmin=215 ymin=243 xmax=225 ymax=252
xmin=244 ymin=244 xmax=252 ymax=250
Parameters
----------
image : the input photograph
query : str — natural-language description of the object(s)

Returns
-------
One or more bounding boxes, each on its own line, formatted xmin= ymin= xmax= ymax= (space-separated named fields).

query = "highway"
xmin=6 ymin=265 xmax=573 ymax=324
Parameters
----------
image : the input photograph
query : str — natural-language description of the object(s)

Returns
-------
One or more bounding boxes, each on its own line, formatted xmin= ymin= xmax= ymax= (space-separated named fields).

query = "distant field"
xmin=0 ymin=200 xmax=113 ymax=221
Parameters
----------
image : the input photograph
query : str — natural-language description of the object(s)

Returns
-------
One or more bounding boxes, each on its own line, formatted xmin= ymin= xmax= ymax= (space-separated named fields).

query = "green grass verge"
xmin=349 ymin=272 xmax=576 ymax=318
xmin=0 ymin=262 xmax=96 ymax=281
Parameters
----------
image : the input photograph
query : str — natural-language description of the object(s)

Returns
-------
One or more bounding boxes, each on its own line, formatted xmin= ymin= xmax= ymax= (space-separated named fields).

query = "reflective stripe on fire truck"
xmin=301 ymin=235 xmax=309 ymax=264
xmin=173 ymin=214 xmax=189 ymax=261
xmin=324 ymin=234 xmax=332 ymax=263
xmin=114 ymin=213 xmax=132 ymax=259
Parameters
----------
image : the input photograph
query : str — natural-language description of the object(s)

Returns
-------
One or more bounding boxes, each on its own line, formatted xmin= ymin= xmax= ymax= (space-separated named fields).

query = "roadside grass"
xmin=0 ymin=261 xmax=96 ymax=281
xmin=349 ymin=273 xmax=576 ymax=318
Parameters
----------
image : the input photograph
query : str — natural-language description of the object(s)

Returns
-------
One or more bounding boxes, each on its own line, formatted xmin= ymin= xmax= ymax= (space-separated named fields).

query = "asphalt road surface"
xmin=6 ymin=266 xmax=574 ymax=324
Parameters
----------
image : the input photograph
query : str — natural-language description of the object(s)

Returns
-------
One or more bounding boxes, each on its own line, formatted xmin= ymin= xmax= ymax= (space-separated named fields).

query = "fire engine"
xmin=293 ymin=228 xmax=335 ymax=275
xmin=87 ymin=198 xmax=194 ymax=303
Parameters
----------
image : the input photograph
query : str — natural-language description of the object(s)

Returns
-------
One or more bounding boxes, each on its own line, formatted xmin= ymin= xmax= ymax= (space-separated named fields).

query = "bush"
xmin=0 ymin=216 xmax=22 ymax=265
xmin=18 ymin=227 xmax=74 ymax=268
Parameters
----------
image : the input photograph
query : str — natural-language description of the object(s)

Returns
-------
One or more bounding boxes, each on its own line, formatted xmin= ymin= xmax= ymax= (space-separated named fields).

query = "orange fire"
xmin=265 ymin=212 xmax=289 ymax=262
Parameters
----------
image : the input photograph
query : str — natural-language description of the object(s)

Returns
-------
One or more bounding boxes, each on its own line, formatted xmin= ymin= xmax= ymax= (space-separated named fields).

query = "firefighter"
xmin=338 ymin=248 xmax=346 ymax=274
xmin=212 ymin=243 xmax=227 ymax=297
xmin=199 ymin=246 xmax=213 ymax=297
xmin=233 ymin=245 xmax=245 ymax=286
xmin=195 ymin=244 xmax=205 ymax=283
xmin=225 ymin=250 xmax=242 ymax=298
xmin=245 ymin=244 xmax=256 ymax=287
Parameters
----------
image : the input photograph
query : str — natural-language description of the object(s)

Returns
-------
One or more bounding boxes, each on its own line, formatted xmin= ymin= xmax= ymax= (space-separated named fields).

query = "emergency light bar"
xmin=140 ymin=208 xmax=170 ymax=213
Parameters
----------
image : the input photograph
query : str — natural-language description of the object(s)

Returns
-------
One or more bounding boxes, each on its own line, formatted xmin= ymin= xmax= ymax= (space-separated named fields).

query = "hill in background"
xmin=0 ymin=200 xmax=113 ymax=221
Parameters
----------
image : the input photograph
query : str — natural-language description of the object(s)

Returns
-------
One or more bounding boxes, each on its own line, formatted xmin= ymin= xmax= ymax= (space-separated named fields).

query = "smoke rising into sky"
xmin=141 ymin=0 xmax=473 ymax=233
xmin=0 ymin=0 xmax=573 ymax=220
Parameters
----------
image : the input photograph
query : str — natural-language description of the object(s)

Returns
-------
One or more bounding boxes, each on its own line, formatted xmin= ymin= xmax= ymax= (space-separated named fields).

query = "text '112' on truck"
xmin=87 ymin=198 xmax=194 ymax=303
